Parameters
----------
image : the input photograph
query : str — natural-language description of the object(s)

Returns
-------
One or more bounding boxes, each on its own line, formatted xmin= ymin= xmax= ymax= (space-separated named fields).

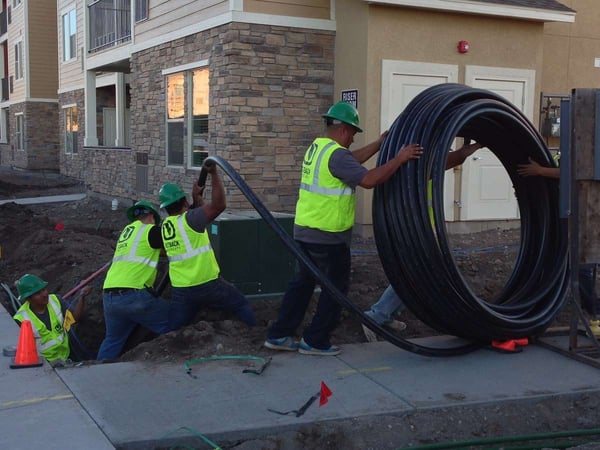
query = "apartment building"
xmin=46 ymin=1 xmax=600 ymax=235
xmin=0 ymin=0 xmax=58 ymax=170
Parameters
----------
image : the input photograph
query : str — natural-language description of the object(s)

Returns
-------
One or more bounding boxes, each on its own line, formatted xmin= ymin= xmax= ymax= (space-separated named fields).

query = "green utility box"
xmin=208 ymin=210 xmax=295 ymax=297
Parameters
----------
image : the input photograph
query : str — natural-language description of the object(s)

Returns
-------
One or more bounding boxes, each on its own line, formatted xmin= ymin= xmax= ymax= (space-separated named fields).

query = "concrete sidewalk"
xmin=2 ymin=301 xmax=600 ymax=449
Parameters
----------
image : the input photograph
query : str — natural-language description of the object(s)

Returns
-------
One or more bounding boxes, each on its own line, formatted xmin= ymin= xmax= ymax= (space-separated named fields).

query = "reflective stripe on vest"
xmin=295 ymin=138 xmax=355 ymax=232
xmin=162 ymin=213 xmax=220 ymax=287
xmin=103 ymin=222 xmax=160 ymax=289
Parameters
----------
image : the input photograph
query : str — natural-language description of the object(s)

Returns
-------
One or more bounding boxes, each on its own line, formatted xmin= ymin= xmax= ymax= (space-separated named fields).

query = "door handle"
xmin=472 ymin=156 xmax=482 ymax=161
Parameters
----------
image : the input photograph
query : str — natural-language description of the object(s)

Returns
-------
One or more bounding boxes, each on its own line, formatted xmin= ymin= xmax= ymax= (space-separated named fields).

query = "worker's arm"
xmin=196 ymin=162 xmax=226 ymax=222
xmin=359 ymin=143 xmax=423 ymax=189
xmin=351 ymin=131 xmax=389 ymax=164
xmin=72 ymin=285 xmax=91 ymax=322
xmin=446 ymin=142 xmax=482 ymax=170
xmin=517 ymin=158 xmax=560 ymax=179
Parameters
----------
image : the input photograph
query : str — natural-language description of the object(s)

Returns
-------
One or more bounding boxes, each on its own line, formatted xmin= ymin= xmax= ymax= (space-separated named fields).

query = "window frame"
xmin=15 ymin=112 xmax=23 ymax=151
xmin=163 ymin=61 xmax=210 ymax=169
xmin=62 ymin=8 xmax=77 ymax=62
xmin=135 ymin=0 xmax=149 ymax=23
xmin=64 ymin=104 xmax=78 ymax=154
xmin=14 ymin=40 xmax=23 ymax=80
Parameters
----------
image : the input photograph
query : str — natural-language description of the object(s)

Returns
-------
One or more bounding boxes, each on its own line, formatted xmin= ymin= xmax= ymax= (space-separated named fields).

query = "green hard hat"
xmin=127 ymin=200 xmax=161 ymax=224
xmin=159 ymin=183 xmax=186 ymax=208
xmin=16 ymin=274 xmax=48 ymax=301
xmin=322 ymin=101 xmax=363 ymax=132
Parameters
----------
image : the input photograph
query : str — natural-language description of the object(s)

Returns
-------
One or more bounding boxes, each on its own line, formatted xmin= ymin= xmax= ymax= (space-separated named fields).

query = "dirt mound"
xmin=0 ymin=173 xmax=525 ymax=364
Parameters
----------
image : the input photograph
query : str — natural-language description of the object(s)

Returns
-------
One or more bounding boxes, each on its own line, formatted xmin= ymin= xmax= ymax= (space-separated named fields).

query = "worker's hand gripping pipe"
xmin=203 ymin=85 xmax=567 ymax=356
xmin=203 ymin=154 xmax=479 ymax=357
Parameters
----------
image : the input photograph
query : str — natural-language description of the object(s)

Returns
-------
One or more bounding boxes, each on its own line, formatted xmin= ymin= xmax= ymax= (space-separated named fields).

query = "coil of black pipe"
xmin=203 ymin=83 xmax=567 ymax=357
xmin=374 ymin=83 xmax=569 ymax=342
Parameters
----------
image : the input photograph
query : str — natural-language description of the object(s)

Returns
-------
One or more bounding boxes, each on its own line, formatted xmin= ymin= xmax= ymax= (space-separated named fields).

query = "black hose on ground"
xmin=204 ymin=83 xmax=568 ymax=356
xmin=204 ymin=154 xmax=479 ymax=357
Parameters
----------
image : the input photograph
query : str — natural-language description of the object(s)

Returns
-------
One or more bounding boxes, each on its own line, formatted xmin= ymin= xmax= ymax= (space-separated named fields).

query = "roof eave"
xmin=363 ymin=0 xmax=576 ymax=23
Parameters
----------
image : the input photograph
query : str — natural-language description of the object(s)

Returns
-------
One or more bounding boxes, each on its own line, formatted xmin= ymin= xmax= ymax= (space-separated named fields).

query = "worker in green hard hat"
xmin=158 ymin=161 xmax=256 ymax=331
xmin=265 ymin=101 xmax=423 ymax=356
xmin=13 ymin=273 xmax=91 ymax=364
xmin=98 ymin=200 xmax=171 ymax=360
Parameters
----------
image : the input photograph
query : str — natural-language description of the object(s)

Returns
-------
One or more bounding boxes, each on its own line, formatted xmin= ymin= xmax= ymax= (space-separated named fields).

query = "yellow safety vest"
xmin=104 ymin=222 xmax=160 ymax=289
xmin=295 ymin=138 xmax=355 ymax=232
xmin=161 ymin=213 xmax=220 ymax=288
xmin=13 ymin=294 xmax=70 ymax=362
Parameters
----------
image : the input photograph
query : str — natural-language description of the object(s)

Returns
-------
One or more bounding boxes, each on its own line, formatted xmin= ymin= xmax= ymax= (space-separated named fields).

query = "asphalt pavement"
xmin=2 ymin=300 xmax=600 ymax=450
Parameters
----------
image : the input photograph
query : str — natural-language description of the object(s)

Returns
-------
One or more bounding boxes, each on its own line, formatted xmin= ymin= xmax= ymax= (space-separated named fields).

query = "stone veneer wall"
xmin=59 ymin=90 xmax=85 ymax=178
xmin=129 ymin=22 xmax=335 ymax=212
xmin=1 ymin=101 xmax=59 ymax=170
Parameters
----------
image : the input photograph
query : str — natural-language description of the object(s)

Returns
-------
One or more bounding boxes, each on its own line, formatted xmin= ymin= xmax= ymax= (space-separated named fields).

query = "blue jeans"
xmin=364 ymin=284 xmax=405 ymax=325
xmin=168 ymin=278 xmax=257 ymax=331
xmin=97 ymin=289 xmax=170 ymax=360
xmin=268 ymin=241 xmax=350 ymax=349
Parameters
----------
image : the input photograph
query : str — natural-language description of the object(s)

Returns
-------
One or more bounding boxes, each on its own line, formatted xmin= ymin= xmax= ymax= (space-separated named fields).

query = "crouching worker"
xmin=97 ymin=200 xmax=171 ymax=360
xmin=13 ymin=274 xmax=90 ymax=364
xmin=159 ymin=162 xmax=257 ymax=331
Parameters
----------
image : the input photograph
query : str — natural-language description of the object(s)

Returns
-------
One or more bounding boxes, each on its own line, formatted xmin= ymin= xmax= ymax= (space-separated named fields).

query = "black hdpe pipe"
xmin=199 ymin=83 xmax=567 ymax=356
xmin=374 ymin=83 xmax=568 ymax=342
xmin=201 ymin=154 xmax=478 ymax=356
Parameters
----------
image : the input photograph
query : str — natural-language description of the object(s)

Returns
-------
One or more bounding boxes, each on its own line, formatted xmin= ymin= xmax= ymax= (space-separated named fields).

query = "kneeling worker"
xmin=97 ymin=200 xmax=171 ymax=360
xmin=13 ymin=274 xmax=90 ymax=363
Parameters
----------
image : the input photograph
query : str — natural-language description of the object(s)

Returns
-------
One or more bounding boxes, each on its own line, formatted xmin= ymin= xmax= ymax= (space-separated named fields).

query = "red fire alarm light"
xmin=457 ymin=40 xmax=469 ymax=54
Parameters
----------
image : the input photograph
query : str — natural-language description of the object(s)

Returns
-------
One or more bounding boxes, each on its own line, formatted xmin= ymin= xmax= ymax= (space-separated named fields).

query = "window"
xmin=0 ymin=108 xmax=8 ymax=144
xmin=12 ymin=0 xmax=21 ymax=8
xmin=165 ymin=66 xmax=210 ymax=167
xmin=15 ymin=113 xmax=23 ymax=151
xmin=191 ymin=69 xmax=209 ymax=167
xmin=135 ymin=0 xmax=149 ymax=22
xmin=64 ymin=106 xmax=78 ymax=154
xmin=14 ymin=41 xmax=22 ymax=80
xmin=166 ymin=73 xmax=184 ymax=165
xmin=62 ymin=9 xmax=77 ymax=61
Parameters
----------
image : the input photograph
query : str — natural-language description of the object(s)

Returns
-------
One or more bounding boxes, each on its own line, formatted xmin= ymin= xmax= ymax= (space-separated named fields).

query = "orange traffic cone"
xmin=10 ymin=320 xmax=43 ymax=369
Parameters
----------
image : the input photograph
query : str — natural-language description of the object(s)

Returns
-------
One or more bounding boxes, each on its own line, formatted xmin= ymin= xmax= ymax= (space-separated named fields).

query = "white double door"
xmin=381 ymin=61 xmax=535 ymax=221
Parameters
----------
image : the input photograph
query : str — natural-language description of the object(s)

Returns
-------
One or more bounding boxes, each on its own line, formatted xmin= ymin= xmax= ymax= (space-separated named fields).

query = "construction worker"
xmin=363 ymin=141 xmax=482 ymax=342
xmin=97 ymin=200 xmax=171 ymax=360
xmin=13 ymin=274 xmax=91 ymax=363
xmin=158 ymin=162 xmax=257 ymax=331
xmin=264 ymin=101 xmax=422 ymax=356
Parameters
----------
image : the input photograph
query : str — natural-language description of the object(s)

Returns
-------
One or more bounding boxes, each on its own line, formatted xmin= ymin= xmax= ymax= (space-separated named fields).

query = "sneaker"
xmin=298 ymin=338 xmax=340 ymax=356
xmin=384 ymin=319 xmax=407 ymax=332
xmin=263 ymin=336 xmax=298 ymax=351
xmin=362 ymin=325 xmax=378 ymax=343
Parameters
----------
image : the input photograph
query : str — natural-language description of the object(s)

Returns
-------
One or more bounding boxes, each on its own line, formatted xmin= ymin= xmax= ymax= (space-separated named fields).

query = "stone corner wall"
xmin=130 ymin=22 xmax=335 ymax=213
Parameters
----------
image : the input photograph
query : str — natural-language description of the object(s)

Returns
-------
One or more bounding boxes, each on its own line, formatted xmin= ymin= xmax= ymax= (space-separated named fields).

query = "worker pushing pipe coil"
xmin=202 ymin=83 xmax=568 ymax=356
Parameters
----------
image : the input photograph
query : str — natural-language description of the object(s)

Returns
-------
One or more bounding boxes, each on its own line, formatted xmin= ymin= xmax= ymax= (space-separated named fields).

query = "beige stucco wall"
xmin=542 ymin=0 xmax=600 ymax=94
xmin=333 ymin=1 xmax=546 ymax=232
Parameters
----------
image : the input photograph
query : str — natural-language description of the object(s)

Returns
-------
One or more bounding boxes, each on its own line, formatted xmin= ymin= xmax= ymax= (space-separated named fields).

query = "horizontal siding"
xmin=29 ymin=0 xmax=58 ymax=98
xmin=244 ymin=0 xmax=330 ymax=19
xmin=58 ymin=0 xmax=84 ymax=91
xmin=8 ymin=1 xmax=25 ymax=101
xmin=135 ymin=0 xmax=228 ymax=43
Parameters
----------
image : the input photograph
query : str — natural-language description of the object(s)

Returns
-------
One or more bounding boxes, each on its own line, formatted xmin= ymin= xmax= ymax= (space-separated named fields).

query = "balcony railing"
xmin=88 ymin=0 xmax=131 ymax=53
